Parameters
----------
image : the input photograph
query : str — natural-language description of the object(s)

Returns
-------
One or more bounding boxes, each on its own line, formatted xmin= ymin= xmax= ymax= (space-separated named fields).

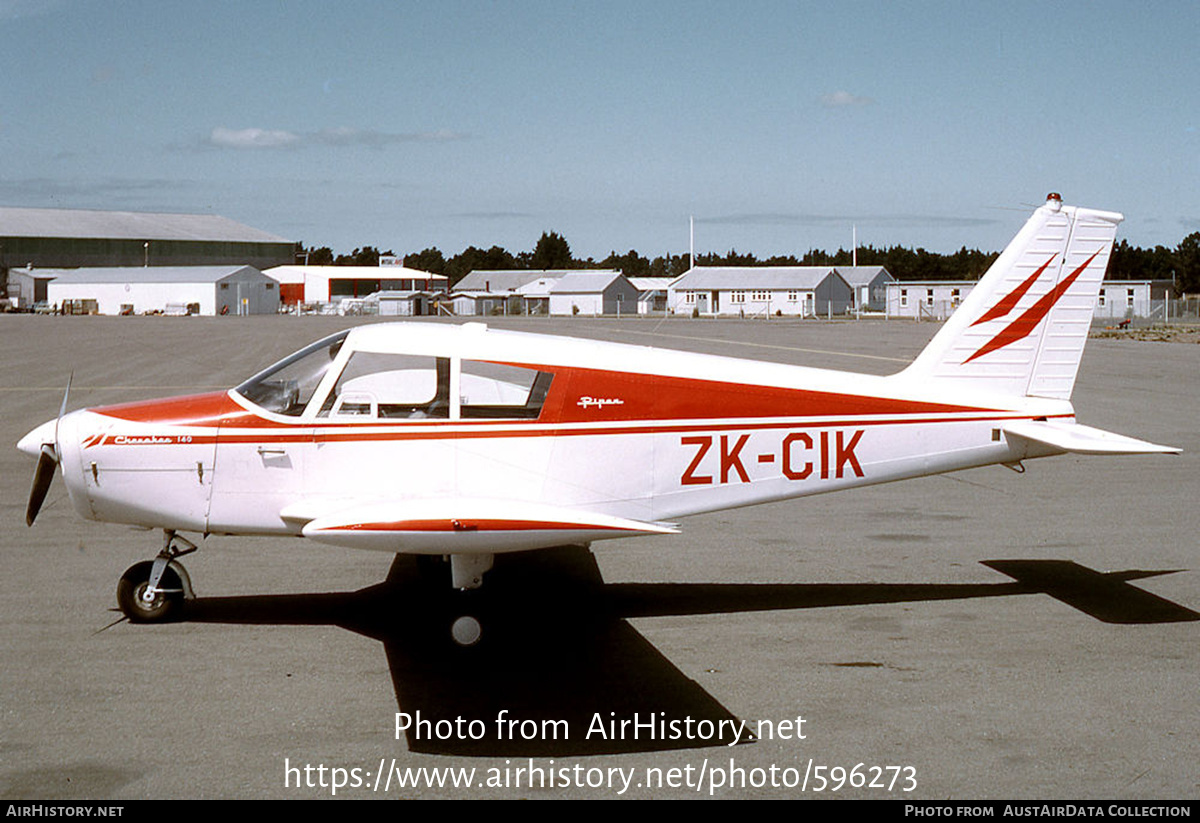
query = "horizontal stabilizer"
xmin=1002 ymin=420 xmax=1180 ymax=455
xmin=302 ymin=499 xmax=678 ymax=554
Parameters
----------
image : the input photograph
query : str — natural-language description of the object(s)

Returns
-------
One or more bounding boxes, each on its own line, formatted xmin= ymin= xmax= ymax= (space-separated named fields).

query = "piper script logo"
xmin=576 ymin=396 xmax=625 ymax=410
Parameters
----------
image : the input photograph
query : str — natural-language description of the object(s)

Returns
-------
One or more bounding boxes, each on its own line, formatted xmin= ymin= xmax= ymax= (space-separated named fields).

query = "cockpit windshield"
xmin=234 ymin=330 xmax=349 ymax=416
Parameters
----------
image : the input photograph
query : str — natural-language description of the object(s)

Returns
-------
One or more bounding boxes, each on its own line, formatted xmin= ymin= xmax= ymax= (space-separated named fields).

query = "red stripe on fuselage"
xmin=86 ymin=411 xmax=1074 ymax=450
xmin=324 ymin=519 xmax=630 ymax=533
xmin=541 ymin=366 xmax=985 ymax=423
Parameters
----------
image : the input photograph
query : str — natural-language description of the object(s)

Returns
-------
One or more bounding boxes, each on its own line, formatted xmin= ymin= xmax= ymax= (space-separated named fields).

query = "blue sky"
xmin=2 ymin=0 xmax=1197 ymax=260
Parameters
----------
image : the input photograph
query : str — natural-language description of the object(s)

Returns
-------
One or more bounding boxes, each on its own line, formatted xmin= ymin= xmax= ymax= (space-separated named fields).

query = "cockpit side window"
xmin=460 ymin=361 xmax=553 ymax=419
xmin=319 ymin=352 xmax=450 ymax=419
xmin=235 ymin=331 xmax=348 ymax=416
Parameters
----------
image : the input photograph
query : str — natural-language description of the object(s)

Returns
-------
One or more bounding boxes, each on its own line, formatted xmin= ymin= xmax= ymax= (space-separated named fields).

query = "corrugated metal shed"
xmin=547 ymin=271 xmax=624 ymax=294
xmin=454 ymin=270 xmax=554 ymax=292
xmin=834 ymin=266 xmax=892 ymax=287
xmin=627 ymin=277 xmax=674 ymax=292
xmin=40 ymin=266 xmax=261 ymax=284
xmin=0 ymin=207 xmax=289 ymax=243
xmin=514 ymin=277 xmax=562 ymax=297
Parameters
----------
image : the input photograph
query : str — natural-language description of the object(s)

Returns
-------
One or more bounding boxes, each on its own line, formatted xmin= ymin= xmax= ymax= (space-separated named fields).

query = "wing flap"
xmin=302 ymin=499 xmax=678 ymax=554
xmin=1003 ymin=420 xmax=1180 ymax=455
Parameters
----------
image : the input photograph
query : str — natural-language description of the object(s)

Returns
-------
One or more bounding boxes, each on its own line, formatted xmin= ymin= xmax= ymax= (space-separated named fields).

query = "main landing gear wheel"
xmin=117 ymin=560 xmax=184 ymax=623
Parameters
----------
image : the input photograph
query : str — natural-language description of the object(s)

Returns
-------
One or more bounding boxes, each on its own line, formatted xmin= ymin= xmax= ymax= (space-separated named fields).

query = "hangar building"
xmin=44 ymin=266 xmax=279 ymax=316
xmin=0 ymin=207 xmax=295 ymax=302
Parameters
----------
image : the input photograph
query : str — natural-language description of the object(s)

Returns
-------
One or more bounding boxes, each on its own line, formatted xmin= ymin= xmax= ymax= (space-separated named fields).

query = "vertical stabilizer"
xmin=900 ymin=195 xmax=1122 ymax=399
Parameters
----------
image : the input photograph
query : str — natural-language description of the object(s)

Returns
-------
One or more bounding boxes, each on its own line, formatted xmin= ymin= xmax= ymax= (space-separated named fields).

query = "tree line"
xmin=300 ymin=230 xmax=1200 ymax=294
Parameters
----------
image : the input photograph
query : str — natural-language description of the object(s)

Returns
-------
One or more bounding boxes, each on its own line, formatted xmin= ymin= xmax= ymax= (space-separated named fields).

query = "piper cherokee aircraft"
xmin=18 ymin=194 xmax=1179 ymax=644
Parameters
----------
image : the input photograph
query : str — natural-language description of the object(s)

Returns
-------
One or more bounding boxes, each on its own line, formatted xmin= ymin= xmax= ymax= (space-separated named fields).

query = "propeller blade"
xmin=26 ymin=444 xmax=59 ymax=526
xmin=27 ymin=374 xmax=72 ymax=526
xmin=54 ymin=372 xmax=72 ymax=459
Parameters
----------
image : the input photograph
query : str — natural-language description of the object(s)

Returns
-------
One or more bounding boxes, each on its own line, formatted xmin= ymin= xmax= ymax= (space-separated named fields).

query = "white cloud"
xmin=205 ymin=126 xmax=467 ymax=151
xmin=820 ymin=90 xmax=875 ymax=108
xmin=208 ymin=127 xmax=301 ymax=149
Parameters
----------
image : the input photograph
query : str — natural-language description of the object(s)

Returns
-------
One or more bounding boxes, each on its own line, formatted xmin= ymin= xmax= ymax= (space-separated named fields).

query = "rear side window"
xmin=460 ymin=361 xmax=553 ymax=419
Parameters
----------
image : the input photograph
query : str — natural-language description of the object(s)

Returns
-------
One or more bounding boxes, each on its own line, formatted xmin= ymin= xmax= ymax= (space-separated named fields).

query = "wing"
xmin=297 ymin=498 xmax=678 ymax=554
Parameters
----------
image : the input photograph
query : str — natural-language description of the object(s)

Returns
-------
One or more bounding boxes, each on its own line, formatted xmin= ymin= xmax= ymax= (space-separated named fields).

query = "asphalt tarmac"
xmin=1 ymin=314 xmax=1196 ymax=800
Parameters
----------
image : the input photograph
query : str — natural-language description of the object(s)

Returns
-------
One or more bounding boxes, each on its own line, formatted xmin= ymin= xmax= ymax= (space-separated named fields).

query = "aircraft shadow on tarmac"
xmin=180 ymin=546 xmax=1198 ymax=757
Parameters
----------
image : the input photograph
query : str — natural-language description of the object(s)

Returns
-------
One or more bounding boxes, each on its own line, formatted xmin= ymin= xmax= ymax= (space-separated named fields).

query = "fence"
xmin=1094 ymin=298 xmax=1200 ymax=326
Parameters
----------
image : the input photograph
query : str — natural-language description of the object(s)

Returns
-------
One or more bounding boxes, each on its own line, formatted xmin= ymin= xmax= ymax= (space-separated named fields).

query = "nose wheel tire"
xmin=451 ymin=615 xmax=482 ymax=646
xmin=117 ymin=560 xmax=184 ymax=623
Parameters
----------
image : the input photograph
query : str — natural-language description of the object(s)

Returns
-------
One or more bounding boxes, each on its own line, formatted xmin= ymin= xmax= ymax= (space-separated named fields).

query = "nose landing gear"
xmin=116 ymin=530 xmax=197 ymax=623
xmin=447 ymin=553 xmax=492 ymax=647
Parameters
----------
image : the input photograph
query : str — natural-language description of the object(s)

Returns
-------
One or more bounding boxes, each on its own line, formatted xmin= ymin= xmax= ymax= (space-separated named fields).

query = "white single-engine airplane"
xmin=18 ymin=195 xmax=1179 ymax=644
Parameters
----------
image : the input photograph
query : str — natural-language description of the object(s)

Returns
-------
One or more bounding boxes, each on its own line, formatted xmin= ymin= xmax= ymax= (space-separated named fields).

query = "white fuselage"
xmin=25 ymin=322 xmax=1069 ymax=553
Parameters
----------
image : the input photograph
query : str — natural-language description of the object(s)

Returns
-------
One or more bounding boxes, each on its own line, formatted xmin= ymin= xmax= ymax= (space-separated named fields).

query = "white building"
xmin=885 ymin=281 xmax=973 ymax=320
xmin=6 ymin=267 xmax=57 ymax=310
xmin=885 ymin=278 xmax=1170 ymax=322
xmin=548 ymin=271 xmax=636 ymax=315
xmin=667 ymin=267 xmax=853 ymax=317
xmin=451 ymin=270 xmax=579 ymax=315
xmin=1094 ymin=280 xmax=1166 ymax=319
xmin=376 ymin=291 xmax=435 ymax=317
xmin=265 ymin=264 xmax=446 ymax=306
xmin=44 ymin=266 xmax=279 ymax=316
